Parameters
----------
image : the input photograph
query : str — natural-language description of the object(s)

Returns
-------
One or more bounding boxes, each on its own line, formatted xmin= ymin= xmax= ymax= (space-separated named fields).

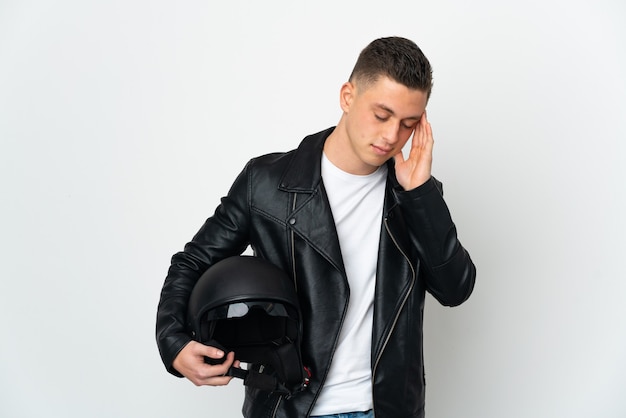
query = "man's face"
xmin=340 ymin=76 xmax=428 ymax=175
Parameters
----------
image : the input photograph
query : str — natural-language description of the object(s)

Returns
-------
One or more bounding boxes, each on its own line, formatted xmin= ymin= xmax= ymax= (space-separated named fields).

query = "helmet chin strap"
xmin=226 ymin=363 xmax=311 ymax=398
xmin=203 ymin=339 xmax=311 ymax=398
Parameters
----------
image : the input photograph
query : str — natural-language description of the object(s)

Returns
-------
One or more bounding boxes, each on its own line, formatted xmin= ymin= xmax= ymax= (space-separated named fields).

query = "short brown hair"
xmin=349 ymin=37 xmax=433 ymax=98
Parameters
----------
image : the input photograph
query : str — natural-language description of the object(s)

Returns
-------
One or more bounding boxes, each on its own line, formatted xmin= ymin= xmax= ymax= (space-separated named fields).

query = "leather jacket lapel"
xmin=287 ymin=185 xmax=345 ymax=276
xmin=278 ymin=127 xmax=345 ymax=276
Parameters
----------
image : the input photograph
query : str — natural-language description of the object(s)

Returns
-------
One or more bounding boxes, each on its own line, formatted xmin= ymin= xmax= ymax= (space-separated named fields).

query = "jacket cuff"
xmin=160 ymin=335 xmax=192 ymax=378
xmin=394 ymin=176 xmax=441 ymax=201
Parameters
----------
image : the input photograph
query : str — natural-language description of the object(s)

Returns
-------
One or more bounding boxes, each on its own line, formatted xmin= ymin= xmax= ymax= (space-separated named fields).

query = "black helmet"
xmin=187 ymin=256 xmax=310 ymax=396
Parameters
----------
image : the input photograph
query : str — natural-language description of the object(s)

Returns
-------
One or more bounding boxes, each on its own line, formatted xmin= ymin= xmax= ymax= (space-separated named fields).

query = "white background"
xmin=1 ymin=1 xmax=625 ymax=417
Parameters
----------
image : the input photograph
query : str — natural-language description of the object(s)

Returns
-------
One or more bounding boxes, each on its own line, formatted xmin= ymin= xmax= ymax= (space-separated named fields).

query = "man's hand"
xmin=173 ymin=341 xmax=240 ymax=386
xmin=393 ymin=111 xmax=433 ymax=190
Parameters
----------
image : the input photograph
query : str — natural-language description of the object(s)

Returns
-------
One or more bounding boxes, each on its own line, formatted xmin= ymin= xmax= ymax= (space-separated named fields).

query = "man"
xmin=156 ymin=36 xmax=476 ymax=418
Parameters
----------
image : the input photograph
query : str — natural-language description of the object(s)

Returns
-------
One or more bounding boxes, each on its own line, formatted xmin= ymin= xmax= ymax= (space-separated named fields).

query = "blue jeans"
xmin=311 ymin=411 xmax=374 ymax=418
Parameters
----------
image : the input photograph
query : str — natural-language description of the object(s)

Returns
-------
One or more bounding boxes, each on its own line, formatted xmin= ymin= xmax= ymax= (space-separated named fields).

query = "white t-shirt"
xmin=310 ymin=153 xmax=387 ymax=415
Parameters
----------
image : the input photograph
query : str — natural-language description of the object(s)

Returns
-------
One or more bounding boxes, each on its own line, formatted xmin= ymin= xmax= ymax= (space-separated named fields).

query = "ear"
xmin=339 ymin=81 xmax=355 ymax=113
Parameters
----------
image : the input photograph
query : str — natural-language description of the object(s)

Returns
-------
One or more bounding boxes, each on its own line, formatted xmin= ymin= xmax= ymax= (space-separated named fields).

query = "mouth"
xmin=371 ymin=144 xmax=393 ymax=155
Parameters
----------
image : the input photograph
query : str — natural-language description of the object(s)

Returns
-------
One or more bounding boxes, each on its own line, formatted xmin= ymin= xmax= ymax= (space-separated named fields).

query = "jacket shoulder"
xmin=245 ymin=127 xmax=333 ymax=193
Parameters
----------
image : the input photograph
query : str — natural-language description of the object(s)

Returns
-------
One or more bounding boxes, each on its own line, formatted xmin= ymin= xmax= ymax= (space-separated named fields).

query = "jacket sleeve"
xmin=155 ymin=163 xmax=252 ymax=376
xmin=394 ymin=176 xmax=476 ymax=307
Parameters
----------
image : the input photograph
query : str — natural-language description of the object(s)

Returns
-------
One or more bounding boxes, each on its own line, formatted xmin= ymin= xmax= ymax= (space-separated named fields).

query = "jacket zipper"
xmin=272 ymin=193 xmax=297 ymax=418
xmin=271 ymin=396 xmax=282 ymax=418
xmin=290 ymin=193 xmax=298 ymax=293
xmin=371 ymin=216 xmax=417 ymax=414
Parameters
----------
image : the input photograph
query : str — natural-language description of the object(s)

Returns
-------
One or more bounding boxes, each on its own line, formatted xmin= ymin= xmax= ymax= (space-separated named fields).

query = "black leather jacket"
xmin=156 ymin=127 xmax=476 ymax=418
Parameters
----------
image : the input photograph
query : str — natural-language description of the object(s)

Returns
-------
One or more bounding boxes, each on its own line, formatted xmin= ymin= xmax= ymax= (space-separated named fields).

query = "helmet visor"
xmin=205 ymin=301 xmax=290 ymax=321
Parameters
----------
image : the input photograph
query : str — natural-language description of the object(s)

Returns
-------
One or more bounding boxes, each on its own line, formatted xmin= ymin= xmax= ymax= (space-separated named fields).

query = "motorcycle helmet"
xmin=187 ymin=255 xmax=310 ymax=396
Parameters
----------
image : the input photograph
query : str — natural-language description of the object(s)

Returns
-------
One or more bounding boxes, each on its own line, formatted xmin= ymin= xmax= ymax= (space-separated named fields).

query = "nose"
xmin=381 ymin=121 xmax=401 ymax=144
